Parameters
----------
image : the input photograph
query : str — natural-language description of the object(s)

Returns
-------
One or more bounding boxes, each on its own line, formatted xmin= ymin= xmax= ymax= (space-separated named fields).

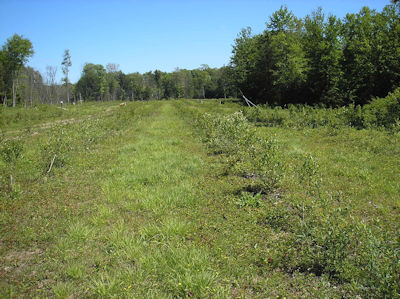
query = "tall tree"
xmin=267 ymin=6 xmax=308 ymax=105
xmin=105 ymin=63 xmax=120 ymax=101
xmin=217 ymin=65 xmax=236 ymax=99
xmin=0 ymin=49 xmax=6 ymax=106
xmin=1 ymin=34 xmax=34 ymax=107
xmin=75 ymin=63 xmax=107 ymax=101
xmin=61 ymin=49 xmax=72 ymax=103
xmin=303 ymin=8 xmax=343 ymax=105
xmin=154 ymin=70 xmax=162 ymax=100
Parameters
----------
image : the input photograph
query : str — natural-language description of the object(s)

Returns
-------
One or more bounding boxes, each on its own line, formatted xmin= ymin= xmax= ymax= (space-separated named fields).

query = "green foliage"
xmin=231 ymin=4 xmax=400 ymax=106
xmin=200 ymin=111 xmax=252 ymax=154
xmin=236 ymin=191 xmax=262 ymax=208
xmin=257 ymin=200 xmax=291 ymax=231
xmin=0 ymin=139 xmax=23 ymax=164
xmin=273 ymin=201 xmax=400 ymax=298
xmin=181 ymin=100 xmax=399 ymax=297
xmin=298 ymin=154 xmax=322 ymax=196
xmin=363 ymin=88 xmax=400 ymax=129
xmin=243 ymin=89 xmax=400 ymax=131
xmin=0 ymin=139 xmax=24 ymax=198
xmin=197 ymin=110 xmax=282 ymax=193
xmin=0 ymin=34 xmax=34 ymax=104
xmin=75 ymin=63 xmax=107 ymax=101
xmin=74 ymin=65 xmax=236 ymax=102
xmin=259 ymin=150 xmax=399 ymax=298
xmin=62 ymin=49 xmax=72 ymax=102
xmin=61 ymin=49 xmax=72 ymax=75
xmin=40 ymin=125 xmax=74 ymax=171
xmin=303 ymin=9 xmax=343 ymax=105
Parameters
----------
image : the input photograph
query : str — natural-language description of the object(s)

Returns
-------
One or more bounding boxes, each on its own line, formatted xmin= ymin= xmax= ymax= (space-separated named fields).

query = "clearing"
xmin=1 ymin=100 xmax=398 ymax=298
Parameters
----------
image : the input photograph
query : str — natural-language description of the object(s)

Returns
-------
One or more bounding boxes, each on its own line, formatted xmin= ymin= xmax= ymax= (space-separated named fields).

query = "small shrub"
xmin=235 ymin=191 xmax=262 ymax=208
xmin=298 ymin=154 xmax=322 ymax=197
xmin=363 ymin=88 xmax=400 ymax=128
xmin=198 ymin=111 xmax=282 ymax=192
xmin=1 ymin=139 xmax=24 ymax=164
xmin=40 ymin=125 xmax=74 ymax=173
xmin=199 ymin=111 xmax=252 ymax=154
xmin=0 ymin=139 xmax=24 ymax=196
xmin=243 ymin=89 xmax=400 ymax=130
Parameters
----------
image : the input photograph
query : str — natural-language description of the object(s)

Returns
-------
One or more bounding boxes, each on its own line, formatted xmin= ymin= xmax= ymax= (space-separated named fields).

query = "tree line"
xmin=0 ymin=34 xmax=236 ymax=106
xmin=74 ymin=63 xmax=236 ymax=102
xmin=231 ymin=3 xmax=400 ymax=106
xmin=1 ymin=2 xmax=399 ymax=107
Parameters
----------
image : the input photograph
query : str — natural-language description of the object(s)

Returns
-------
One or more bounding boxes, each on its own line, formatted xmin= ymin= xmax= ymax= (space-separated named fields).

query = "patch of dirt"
xmin=1 ymin=248 xmax=43 ymax=275
xmin=39 ymin=118 xmax=76 ymax=129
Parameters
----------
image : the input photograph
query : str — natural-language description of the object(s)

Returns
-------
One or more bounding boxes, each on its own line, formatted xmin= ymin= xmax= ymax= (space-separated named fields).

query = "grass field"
xmin=1 ymin=100 xmax=399 ymax=298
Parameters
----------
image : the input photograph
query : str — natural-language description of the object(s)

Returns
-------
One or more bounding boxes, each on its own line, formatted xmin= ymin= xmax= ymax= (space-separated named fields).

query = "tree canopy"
xmin=0 ymin=34 xmax=34 ymax=106
xmin=230 ymin=4 xmax=400 ymax=106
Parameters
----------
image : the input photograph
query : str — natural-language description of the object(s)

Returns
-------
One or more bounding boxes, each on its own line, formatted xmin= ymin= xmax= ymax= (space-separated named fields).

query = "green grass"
xmin=0 ymin=101 xmax=120 ymax=136
xmin=1 ymin=100 xmax=399 ymax=298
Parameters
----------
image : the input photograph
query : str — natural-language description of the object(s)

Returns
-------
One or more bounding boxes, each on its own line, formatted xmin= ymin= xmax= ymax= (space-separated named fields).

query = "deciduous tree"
xmin=1 ymin=34 xmax=33 ymax=107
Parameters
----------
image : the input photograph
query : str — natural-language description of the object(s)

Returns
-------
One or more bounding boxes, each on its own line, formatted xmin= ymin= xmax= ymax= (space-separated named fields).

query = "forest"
xmin=1 ymin=3 xmax=399 ymax=108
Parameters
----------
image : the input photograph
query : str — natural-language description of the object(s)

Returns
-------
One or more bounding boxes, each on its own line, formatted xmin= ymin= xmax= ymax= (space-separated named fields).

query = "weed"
xmin=0 ymin=139 xmax=24 ymax=197
xmin=298 ymin=154 xmax=322 ymax=197
xmin=236 ymin=191 xmax=263 ymax=208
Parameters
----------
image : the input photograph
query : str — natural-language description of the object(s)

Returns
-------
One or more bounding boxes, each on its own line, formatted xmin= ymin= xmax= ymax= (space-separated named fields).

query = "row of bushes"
xmin=180 ymin=103 xmax=399 ymax=297
xmin=243 ymin=88 xmax=400 ymax=131
xmin=198 ymin=111 xmax=282 ymax=193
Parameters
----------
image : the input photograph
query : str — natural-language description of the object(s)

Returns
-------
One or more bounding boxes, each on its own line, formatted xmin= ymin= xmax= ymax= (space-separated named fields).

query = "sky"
xmin=0 ymin=0 xmax=391 ymax=83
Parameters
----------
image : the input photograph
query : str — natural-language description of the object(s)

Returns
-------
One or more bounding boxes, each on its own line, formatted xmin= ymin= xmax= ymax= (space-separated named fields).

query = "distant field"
xmin=1 ymin=100 xmax=399 ymax=298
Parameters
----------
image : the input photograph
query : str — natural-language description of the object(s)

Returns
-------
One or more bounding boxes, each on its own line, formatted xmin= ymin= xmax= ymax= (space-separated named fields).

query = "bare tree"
xmin=23 ymin=67 xmax=42 ymax=107
xmin=46 ymin=66 xmax=57 ymax=104
xmin=106 ymin=63 xmax=119 ymax=73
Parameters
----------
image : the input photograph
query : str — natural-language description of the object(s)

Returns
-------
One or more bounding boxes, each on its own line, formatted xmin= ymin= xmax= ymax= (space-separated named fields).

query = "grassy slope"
xmin=1 ymin=100 xmax=398 ymax=298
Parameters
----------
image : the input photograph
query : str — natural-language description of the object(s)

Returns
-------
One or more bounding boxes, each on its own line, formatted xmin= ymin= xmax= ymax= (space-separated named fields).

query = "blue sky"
xmin=0 ymin=0 xmax=391 ymax=83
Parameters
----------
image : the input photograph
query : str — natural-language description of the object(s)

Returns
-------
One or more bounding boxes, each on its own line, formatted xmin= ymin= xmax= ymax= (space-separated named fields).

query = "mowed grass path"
xmin=1 ymin=101 xmax=346 ymax=298
xmin=86 ymin=102 xmax=224 ymax=297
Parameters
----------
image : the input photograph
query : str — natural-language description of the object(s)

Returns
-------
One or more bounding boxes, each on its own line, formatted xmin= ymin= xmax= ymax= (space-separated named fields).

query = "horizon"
xmin=0 ymin=0 xmax=391 ymax=83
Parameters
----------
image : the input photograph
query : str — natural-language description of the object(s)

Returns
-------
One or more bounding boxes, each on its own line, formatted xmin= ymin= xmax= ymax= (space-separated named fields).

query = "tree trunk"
xmin=3 ymin=94 xmax=7 ymax=107
xmin=66 ymin=75 xmax=70 ymax=104
xmin=47 ymin=86 xmax=51 ymax=105
xmin=30 ymin=74 xmax=33 ymax=107
xmin=12 ymin=80 xmax=16 ymax=107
